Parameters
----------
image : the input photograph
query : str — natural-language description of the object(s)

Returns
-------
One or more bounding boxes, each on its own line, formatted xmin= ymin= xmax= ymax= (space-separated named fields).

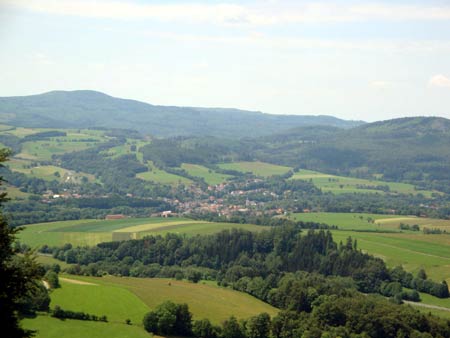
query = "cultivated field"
xmin=331 ymin=230 xmax=450 ymax=283
xmin=22 ymin=316 xmax=152 ymax=338
xmin=181 ymin=163 xmax=232 ymax=185
xmin=289 ymin=212 xmax=450 ymax=232
xmin=23 ymin=274 xmax=278 ymax=338
xmin=137 ymin=161 xmax=193 ymax=186
xmin=218 ymin=161 xmax=292 ymax=177
xmin=55 ymin=275 xmax=278 ymax=323
xmin=290 ymin=169 xmax=436 ymax=196
xmin=17 ymin=217 xmax=269 ymax=247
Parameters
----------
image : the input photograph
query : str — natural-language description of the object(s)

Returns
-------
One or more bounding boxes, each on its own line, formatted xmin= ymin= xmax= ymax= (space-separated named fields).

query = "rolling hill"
xmin=253 ymin=116 xmax=450 ymax=193
xmin=0 ymin=90 xmax=363 ymax=138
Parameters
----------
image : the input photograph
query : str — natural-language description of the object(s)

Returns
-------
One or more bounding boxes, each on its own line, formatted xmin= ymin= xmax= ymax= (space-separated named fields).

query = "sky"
xmin=1 ymin=0 xmax=450 ymax=122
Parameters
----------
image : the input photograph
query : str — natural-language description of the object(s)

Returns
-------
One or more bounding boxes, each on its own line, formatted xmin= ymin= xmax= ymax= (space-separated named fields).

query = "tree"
xmin=143 ymin=301 xmax=193 ymax=336
xmin=247 ymin=313 xmax=271 ymax=338
xmin=222 ymin=316 xmax=246 ymax=338
xmin=0 ymin=148 xmax=46 ymax=337
xmin=44 ymin=271 xmax=60 ymax=289
xmin=193 ymin=319 xmax=220 ymax=338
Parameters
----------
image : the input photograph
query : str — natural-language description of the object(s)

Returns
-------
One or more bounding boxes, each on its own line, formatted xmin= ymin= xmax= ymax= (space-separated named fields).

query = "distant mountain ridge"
xmin=0 ymin=90 xmax=364 ymax=138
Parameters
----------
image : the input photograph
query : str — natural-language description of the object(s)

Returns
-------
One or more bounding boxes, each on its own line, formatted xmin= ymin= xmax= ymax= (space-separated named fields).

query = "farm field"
xmin=1 ymin=184 xmax=31 ymax=199
xmin=64 ymin=275 xmax=279 ymax=323
xmin=289 ymin=212 xmax=450 ymax=232
xmin=22 ymin=316 xmax=152 ymax=338
xmin=181 ymin=163 xmax=232 ymax=185
xmin=8 ymin=161 xmax=95 ymax=183
xmin=290 ymin=169 xmax=436 ymax=196
xmin=137 ymin=161 xmax=193 ymax=186
xmin=50 ymin=277 xmax=150 ymax=324
xmin=18 ymin=139 xmax=98 ymax=160
xmin=218 ymin=161 xmax=292 ymax=177
xmin=23 ymin=274 xmax=278 ymax=338
xmin=17 ymin=217 xmax=269 ymax=247
xmin=331 ymin=230 xmax=450 ymax=283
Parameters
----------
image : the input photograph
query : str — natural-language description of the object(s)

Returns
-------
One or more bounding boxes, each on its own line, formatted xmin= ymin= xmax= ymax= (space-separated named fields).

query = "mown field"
xmin=137 ymin=161 xmax=193 ymax=186
xmin=289 ymin=212 xmax=450 ymax=232
xmin=290 ymin=169 xmax=436 ymax=196
xmin=22 ymin=316 xmax=153 ymax=338
xmin=181 ymin=163 xmax=232 ymax=185
xmin=7 ymin=160 xmax=95 ymax=183
xmin=218 ymin=161 xmax=292 ymax=177
xmin=331 ymin=230 xmax=450 ymax=283
xmin=289 ymin=212 xmax=450 ymax=293
xmin=23 ymin=274 xmax=278 ymax=338
xmin=18 ymin=217 xmax=269 ymax=247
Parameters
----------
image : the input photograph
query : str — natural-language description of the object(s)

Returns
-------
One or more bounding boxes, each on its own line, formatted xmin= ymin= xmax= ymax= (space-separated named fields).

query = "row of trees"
xmin=43 ymin=227 xmax=449 ymax=300
xmin=143 ymin=298 xmax=450 ymax=338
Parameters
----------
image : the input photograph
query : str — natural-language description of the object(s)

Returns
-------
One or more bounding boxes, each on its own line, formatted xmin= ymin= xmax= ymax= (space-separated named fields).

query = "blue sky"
xmin=1 ymin=0 xmax=450 ymax=121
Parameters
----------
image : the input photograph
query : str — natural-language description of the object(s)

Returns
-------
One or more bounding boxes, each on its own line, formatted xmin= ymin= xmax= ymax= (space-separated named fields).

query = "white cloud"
xmin=369 ymin=80 xmax=392 ymax=89
xmin=5 ymin=0 xmax=450 ymax=25
xmin=429 ymin=74 xmax=450 ymax=88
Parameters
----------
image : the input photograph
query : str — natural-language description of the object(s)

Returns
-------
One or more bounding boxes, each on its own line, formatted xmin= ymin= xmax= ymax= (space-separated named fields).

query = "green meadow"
xmin=23 ymin=274 xmax=279 ymax=338
xmin=18 ymin=217 xmax=269 ymax=248
xmin=181 ymin=163 xmax=232 ymax=185
xmin=55 ymin=275 xmax=278 ymax=323
xmin=22 ymin=316 xmax=152 ymax=338
xmin=218 ymin=161 xmax=292 ymax=177
xmin=331 ymin=230 xmax=450 ymax=283
xmin=290 ymin=169 xmax=436 ymax=196
xmin=137 ymin=161 xmax=193 ymax=186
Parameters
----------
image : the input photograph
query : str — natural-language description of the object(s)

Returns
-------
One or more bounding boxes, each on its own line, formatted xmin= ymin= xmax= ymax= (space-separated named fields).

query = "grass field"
xmin=23 ymin=273 xmax=279 ymax=338
xmin=63 ymin=275 xmax=278 ymax=323
xmin=17 ymin=217 xmax=269 ymax=247
xmin=18 ymin=140 xmax=98 ymax=160
xmin=181 ymin=163 xmax=232 ymax=185
xmin=218 ymin=161 xmax=292 ymax=177
xmin=50 ymin=278 xmax=150 ymax=323
xmin=290 ymin=169 xmax=435 ymax=196
xmin=22 ymin=316 xmax=152 ymax=338
xmin=1 ymin=184 xmax=31 ymax=199
xmin=331 ymin=230 xmax=450 ymax=283
xmin=8 ymin=162 xmax=95 ymax=183
xmin=289 ymin=212 xmax=450 ymax=232
xmin=137 ymin=161 xmax=193 ymax=186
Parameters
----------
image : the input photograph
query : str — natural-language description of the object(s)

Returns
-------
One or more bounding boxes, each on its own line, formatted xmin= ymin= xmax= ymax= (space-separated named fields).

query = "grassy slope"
xmin=18 ymin=218 xmax=269 ymax=247
xmin=24 ymin=273 xmax=279 ymax=338
xmin=331 ymin=230 xmax=450 ymax=283
xmin=22 ymin=316 xmax=152 ymax=338
xmin=290 ymin=169 xmax=435 ymax=196
xmin=137 ymin=161 xmax=192 ymax=186
xmin=50 ymin=278 xmax=149 ymax=323
xmin=85 ymin=275 xmax=279 ymax=323
xmin=218 ymin=161 xmax=292 ymax=177
xmin=181 ymin=163 xmax=232 ymax=185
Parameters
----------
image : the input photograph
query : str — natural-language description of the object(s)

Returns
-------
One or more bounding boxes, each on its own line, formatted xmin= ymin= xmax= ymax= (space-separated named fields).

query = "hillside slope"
xmin=0 ymin=90 xmax=363 ymax=138
xmin=254 ymin=117 xmax=450 ymax=192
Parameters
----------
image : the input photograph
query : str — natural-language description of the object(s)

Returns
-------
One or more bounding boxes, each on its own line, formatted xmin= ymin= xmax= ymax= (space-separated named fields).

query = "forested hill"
xmin=0 ymin=90 xmax=362 ymax=138
xmin=256 ymin=116 xmax=450 ymax=191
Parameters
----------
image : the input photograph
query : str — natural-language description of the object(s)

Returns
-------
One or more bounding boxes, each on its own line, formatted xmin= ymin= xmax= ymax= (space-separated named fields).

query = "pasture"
xmin=8 ymin=161 xmax=95 ymax=183
xmin=331 ymin=230 xmax=450 ymax=283
xmin=22 ymin=316 xmax=152 ymax=338
xmin=17 ymin=217 xmax=269 ymax=247
xmin=50 ymin=277 xmax=150 ymax=323
xmin=137 ymin=161 xmax=193 ymax=186
xmin=289 ymin=212 xmax=450 ymax=232
xmin=181 ymin=163 xmax=232 ymax=185
xmin=60 ymin=275 xmax=279 ymax=323
xmin=290 ymin=169 xmax=435 ymax=197
xmin=218 ymin=161 xmax=292 ymax=177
